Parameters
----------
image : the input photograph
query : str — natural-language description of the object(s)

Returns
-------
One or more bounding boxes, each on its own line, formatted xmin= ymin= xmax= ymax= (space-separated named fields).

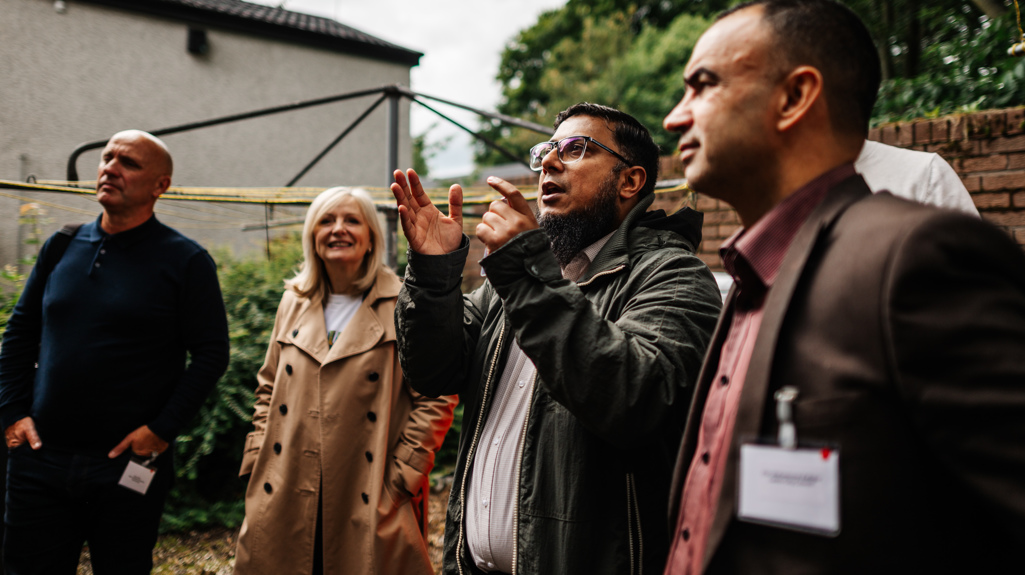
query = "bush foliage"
xmin=163 ymin=233 xmax=304 ymax=531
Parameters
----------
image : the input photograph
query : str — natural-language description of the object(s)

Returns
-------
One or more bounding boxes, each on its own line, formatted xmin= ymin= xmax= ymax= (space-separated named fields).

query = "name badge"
xmin=738 ymin=443 xmax=840 ymax=536
xmin=118 ymin=454 xmax=158 ymax=495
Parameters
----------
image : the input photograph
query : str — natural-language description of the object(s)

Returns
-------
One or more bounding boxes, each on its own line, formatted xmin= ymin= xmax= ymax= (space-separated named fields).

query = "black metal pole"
xmin=411 ymin=97 xmax=534 ymax=169
xmin=385 ymin=86 xmax=401 ymax=270
xmin=66 ymin=86 xmax=390 ymax=181
xmin=284 ymin=94 xmax=388 ymax=187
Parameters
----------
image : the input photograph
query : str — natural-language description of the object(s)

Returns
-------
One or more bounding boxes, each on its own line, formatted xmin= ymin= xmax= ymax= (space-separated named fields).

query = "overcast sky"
xmin=248 ymin=0 xmax=567 ymax=177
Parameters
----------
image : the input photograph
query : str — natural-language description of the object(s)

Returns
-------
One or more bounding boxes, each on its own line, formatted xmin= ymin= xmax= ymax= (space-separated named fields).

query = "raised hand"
xmin=390 ymin=168 xmax=464 ymax=255
xmin=475 ymin=176 xmax=539 ymax=252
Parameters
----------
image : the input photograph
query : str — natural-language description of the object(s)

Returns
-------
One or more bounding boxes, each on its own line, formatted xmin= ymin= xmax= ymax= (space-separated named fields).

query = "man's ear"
xmin=776 ymin=65 xmax=823 ymax=132
xmin=153 ymin=175 xmax=171 ymax=199
xmin=618 ymin=165 xmax=647 ymax=202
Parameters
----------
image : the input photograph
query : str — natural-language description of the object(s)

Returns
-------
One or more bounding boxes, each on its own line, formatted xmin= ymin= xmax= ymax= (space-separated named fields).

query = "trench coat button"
xmin=285 ymin=364 xmax=293 ymax=375
xmin=264 ymin=482 xmax=273 ymax=494
xmin=273 ymin=443 xmax=282 ymax=454
xmin=361 ymin=492 xmax=369 ymax=504
xmin=368 ymin=372 xmax=379 ymax=382
xmin=292 ymin=329 xmax=298 ymax=337
xmin=367 ymin=411 xmax=376 ymax=422
xmin=279 ymin=404 xmax=288 ymax=415
xmin=365 ymin=451 xmax=373 ymax=462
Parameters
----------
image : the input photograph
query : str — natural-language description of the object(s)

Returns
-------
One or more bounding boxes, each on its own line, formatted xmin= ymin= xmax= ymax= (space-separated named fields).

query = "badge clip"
xmin=774 ymin=386 xmax=799 ymax=449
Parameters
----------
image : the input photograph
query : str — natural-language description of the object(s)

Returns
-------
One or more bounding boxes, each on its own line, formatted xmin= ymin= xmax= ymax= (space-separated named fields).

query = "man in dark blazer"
xmin=660 ymin=1 xmax=1025 ymax=573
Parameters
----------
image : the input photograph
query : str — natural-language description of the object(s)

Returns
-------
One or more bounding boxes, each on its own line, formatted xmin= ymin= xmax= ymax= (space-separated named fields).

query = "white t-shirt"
xmin=324 ymin=293 xmax=362 ymax=348
xmin=855 ymin=140 xmax=979 ymax=216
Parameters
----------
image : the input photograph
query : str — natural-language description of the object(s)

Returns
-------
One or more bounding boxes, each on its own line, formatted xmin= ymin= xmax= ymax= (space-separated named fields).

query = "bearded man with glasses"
xmin=391 ymin=102 xmax=722 ymax=575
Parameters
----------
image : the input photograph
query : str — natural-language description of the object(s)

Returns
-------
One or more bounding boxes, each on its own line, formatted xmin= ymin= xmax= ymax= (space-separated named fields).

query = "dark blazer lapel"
xmin=668 ymin=284 xmax=737 ymax=525
xmin=702 ymin=175 xmax=871 ymax=568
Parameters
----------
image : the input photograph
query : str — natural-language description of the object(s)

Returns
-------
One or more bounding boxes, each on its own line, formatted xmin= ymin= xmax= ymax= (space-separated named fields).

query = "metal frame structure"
xmin=65 ymin=84 xmax=551 ymax=267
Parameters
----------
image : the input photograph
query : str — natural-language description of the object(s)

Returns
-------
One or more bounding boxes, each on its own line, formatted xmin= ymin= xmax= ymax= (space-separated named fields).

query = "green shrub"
xmin=163 ymin=233 xmax=303 ymax=532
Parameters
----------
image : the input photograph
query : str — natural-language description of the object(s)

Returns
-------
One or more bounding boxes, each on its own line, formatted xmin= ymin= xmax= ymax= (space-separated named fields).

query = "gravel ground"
xmin=76 ymin=486 xmax=451 ymax=574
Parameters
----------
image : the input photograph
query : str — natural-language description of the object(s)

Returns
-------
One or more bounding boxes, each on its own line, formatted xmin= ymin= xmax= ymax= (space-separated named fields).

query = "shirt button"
xmin=682 ymin=528 xmax=690 ymax=541
xmin=720 ymin=375 xmax=729 ymax=386
xmin=701 ymin=452 xmax=710 ymax=464
xmin=482 ymin=497 xmax=489 ymax=507
xmin=517 ymin=379 xmax=526 ymax=388
xmin=487 ymin=562 xmax=495 ymax=569
xmin=100 ymin=249 xmax=106 ymax=255
xmin=94 ymin=262 xmax=101 ymax=268
xmin=493 ymin=437 xmax=500 ymax=445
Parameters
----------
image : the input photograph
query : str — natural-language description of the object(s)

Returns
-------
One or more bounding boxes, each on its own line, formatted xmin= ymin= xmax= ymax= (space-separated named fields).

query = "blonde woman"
xmin=234 ymin=188 xmax=456 ymax=575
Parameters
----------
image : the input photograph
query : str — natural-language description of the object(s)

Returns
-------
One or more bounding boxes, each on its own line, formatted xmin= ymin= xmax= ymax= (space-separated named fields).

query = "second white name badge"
xmin=737 ymin=443 xmax=840 ymax=536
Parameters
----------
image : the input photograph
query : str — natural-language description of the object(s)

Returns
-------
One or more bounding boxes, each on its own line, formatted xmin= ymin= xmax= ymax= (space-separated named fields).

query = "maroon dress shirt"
xmin=664 ymin=164 xmax=856 ymax=575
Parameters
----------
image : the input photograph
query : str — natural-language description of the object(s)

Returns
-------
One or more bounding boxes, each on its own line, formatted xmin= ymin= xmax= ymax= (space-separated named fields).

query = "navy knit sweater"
xmin=0 ymin=215 xmax=229 ymax=455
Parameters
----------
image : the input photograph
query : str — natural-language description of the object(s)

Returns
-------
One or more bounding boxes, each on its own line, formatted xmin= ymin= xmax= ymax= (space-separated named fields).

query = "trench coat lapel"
xmin=323 ymin=269 xmax=401 ymax=365
xmin=702 ymin=175 xmax=871 ymax=568
xmin=288 ymin=289 xmax=330 ymax=365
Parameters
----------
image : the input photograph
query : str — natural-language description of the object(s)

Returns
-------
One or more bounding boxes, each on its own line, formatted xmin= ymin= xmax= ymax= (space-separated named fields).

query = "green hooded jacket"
xmin=397 ymin=195 xmax=723 ymax=575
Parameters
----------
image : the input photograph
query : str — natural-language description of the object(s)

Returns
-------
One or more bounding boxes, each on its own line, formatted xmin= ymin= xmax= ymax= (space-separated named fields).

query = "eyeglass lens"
xmin=529 ymin=136 xmax=588 ymax=170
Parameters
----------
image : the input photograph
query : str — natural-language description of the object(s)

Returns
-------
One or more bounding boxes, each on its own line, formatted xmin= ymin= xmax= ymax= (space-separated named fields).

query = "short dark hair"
xmin=553 ymin=102 xmax=661 ymax=197
xmin=720 ymin=0 xmax=881 ymax=137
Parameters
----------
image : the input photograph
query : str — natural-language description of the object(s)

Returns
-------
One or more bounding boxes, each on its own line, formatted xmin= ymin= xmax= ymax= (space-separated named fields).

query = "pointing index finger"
xmin=486 ymin=176 xmax=532 ymax=216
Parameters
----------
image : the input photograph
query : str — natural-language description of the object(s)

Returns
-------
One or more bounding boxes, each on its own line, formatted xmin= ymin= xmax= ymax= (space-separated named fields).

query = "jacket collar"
xmin=287 ymin=268 xmax=401 ymax=365
xmin=702 ymin=173 xmax=871 ymax=568
xmin=581 ymin=193 xmax=704 ymax=283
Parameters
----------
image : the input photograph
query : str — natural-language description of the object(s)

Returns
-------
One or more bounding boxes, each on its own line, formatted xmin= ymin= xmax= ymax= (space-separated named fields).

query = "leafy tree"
xmin=479 ymin=0 xmax=1025 ymax=167
xmin=859 ymin=1 xmax=1025 ymax=122
xmin=479 ymin=6 xmax=712 ymax=165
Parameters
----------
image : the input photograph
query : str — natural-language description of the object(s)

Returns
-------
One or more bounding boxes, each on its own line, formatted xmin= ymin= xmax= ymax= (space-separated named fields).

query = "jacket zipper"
xmin=457 ymin=325 xmax=507 ymax=575
xmin=458 ymin=262 xmax=627 ymax=573
xmin=576 ymin=264 xmax=626 ymax=288
xmin=626 ymin=472 xmax=644 ymax=575
xmin=510 ymin=370 xmax=539 ymax=575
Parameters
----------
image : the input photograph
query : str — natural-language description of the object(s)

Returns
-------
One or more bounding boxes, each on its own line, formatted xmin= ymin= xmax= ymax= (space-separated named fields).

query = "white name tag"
xmin=738 ymin=443 xmax=840 ymax=536
xmin=118 ymin=459 xmax=157 ymax=495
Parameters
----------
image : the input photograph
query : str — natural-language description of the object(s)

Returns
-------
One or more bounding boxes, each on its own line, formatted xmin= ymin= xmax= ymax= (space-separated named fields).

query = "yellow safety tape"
xmin=5 ymin=179 xmax=690 ymax=208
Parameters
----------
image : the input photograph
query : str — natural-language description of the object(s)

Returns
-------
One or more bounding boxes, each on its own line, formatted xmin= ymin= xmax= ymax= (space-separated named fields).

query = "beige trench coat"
xmin=233 ymin=269 xmax=456 ymax=575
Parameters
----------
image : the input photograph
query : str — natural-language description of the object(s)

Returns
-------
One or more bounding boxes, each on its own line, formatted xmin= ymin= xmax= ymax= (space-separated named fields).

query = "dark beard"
xmin=537 ymin=171 xmax=619 ymax=267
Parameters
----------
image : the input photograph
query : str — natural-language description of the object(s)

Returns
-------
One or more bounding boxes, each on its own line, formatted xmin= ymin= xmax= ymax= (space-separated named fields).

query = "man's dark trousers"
xmin=4 ymin=446 xmax=172 ymax=574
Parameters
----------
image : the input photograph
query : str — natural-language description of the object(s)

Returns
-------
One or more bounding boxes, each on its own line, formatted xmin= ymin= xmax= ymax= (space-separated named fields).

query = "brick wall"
xmin=459 ymin=106 xmax=1025 ymax=281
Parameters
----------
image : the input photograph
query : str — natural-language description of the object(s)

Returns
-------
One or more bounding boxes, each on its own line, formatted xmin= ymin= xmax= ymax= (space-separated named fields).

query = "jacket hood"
xmin=635 ymin=201 xmax=704 ymax=251
xmin=583 ymin=194 xmax=704 ymax=282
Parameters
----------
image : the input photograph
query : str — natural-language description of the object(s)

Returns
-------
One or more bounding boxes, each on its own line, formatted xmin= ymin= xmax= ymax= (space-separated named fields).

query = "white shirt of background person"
xmin=855 ymin=140 xmax=979 ymax=216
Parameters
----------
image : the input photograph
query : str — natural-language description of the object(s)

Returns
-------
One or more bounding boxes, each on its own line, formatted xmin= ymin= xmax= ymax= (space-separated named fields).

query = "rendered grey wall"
xmin=0 ymin=0 xmax=413 ymax=266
